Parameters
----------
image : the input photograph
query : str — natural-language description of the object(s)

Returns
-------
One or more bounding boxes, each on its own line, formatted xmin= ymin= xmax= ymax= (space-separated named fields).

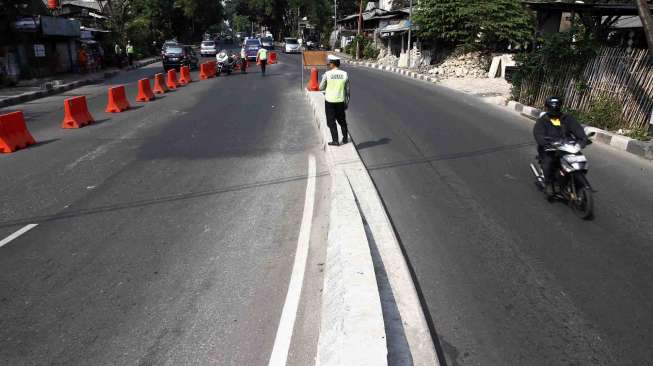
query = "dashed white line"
xmin=268 ymin=154 xmax=317 ymax=366
xmin=0 ymin=224 xmax=38 ymax=249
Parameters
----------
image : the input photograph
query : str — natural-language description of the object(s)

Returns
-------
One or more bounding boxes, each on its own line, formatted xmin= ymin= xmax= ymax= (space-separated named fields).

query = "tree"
xmin=414 ymin=0 xmax=534 ymax=51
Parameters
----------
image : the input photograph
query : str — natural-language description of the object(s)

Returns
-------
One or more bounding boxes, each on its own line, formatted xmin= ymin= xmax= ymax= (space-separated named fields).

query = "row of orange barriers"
xmin=2 ymin=55 xmax=278 ymax=153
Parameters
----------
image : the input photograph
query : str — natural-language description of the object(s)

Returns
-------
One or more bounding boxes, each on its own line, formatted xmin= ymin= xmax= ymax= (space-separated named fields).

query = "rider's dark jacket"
xmin=533 ymin=113 xmax=587 ymax=150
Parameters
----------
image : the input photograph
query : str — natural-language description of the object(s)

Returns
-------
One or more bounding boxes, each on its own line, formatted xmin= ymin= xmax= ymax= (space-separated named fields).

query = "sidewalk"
xmin=0 ymin=57 xmax=159 ymax=108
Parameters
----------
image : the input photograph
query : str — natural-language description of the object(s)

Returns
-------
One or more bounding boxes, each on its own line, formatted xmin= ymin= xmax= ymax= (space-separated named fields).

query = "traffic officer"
xmin=319 ymin=55 xmax=350 ymax=146
xmin=256 ymin=46 xmax=268 ymax=76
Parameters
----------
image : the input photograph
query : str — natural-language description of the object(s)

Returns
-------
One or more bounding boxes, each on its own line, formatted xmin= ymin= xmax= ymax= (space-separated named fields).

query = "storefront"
xmin=9 ymin=15 xmax=81 ymax=78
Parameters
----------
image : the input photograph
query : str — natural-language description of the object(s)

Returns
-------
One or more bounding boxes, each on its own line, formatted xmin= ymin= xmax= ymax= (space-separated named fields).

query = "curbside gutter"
xmin=306 ymin=90 xmax=440 ymax=366
xmin=344 ymin=59 xmax=653 ymax=161
xmin=0 ymin=58 xmax=159 ymax=109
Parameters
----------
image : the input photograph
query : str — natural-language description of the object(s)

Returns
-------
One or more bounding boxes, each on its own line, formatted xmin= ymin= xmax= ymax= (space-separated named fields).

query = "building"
xmin=523 ymin=0 xmax=652 ymax=50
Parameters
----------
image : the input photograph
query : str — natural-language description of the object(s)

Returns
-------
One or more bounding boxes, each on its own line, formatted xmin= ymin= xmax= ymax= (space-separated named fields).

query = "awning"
xmin=379 ymin=20 xmax=417 ymax=37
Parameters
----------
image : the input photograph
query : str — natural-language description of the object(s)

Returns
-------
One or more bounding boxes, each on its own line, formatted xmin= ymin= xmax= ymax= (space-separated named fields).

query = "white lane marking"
xmin=268 ymin=154 xmax=317 ymax=366
xmin=0 ymin=224 xmax=38 ymax=249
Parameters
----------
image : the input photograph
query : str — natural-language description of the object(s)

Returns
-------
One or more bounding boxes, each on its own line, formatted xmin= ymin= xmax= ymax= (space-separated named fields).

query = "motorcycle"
xmin=233 ymin=55 xmax=248 ymax=74
xmin=530 ymin=132 xmax=596 ymax=219
xmin=215 ymin=51 xmax=234 ymax=76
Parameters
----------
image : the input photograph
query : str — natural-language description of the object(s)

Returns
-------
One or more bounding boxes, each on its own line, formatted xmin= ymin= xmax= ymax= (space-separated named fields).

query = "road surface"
xmin=333 ymin=62 xmax=653 ymax=366
xmin=0 ymin=53 xmax=328 ymax=366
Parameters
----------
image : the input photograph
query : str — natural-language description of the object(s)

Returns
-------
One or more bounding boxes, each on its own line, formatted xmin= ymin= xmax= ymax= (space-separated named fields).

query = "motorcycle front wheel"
xmin=571 ymin=184 xmax=594 ymax=220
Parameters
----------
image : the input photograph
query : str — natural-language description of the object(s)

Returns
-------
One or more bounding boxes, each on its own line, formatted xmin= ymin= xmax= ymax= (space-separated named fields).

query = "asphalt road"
xmin=0 ymin=52 xmax=329 ymax=365
xmin=335 ymin=64 xmax=653 ymax=365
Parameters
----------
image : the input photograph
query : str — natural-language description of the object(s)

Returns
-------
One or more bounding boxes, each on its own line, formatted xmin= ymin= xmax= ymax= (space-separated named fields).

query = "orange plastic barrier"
xmin=268 ymin=52 xmax=277 ymax=64
xmin=207 ymin=61 xmax=216 ymax=78
xmin=0 ymin=111 xmax=36 ymax=153
xmin=179 ymin=66 xmax=192 ymax=85
xmin=153 ymin=73 xmax=168 ymax=94
xmin=307 ymin=67 xmax=320 ymax=91
xmin=167 ymin=69 xmax=179 ymax=89
xmin=62 ymin=96 xmax=94 ymax=128
xmin=136 ymin=78 xmax=155 ymax=102
xmin=105 ymin=85 xmax=131 ymax=113
xmin=199 ymin=63 xmax=210 ymax=80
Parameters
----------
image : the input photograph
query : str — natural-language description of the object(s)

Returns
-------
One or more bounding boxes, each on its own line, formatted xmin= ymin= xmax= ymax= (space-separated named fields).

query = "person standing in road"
xmin=319 ymin=55 xmax=350 ymax=146
xmin=114 ymin=43 xmax=122 ymax=67
xmin=256 ymin=46 xmax=268 ymax=76
xmin=240 ymin=47 xmax=248 ymax=73
xmin=126 ymin=41 xmax=134 ymax=66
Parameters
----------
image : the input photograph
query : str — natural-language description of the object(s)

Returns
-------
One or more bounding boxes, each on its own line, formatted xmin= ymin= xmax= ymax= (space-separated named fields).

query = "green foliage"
xmin=510 ymin=26 xmax=598 ymax=103
xmin=565 ymin=95 xmax=624 ymax=131
xmin=414 ymin=0 xmax=534 ymax=51
xmin=344 ymin=35 xmax=378 ymax=59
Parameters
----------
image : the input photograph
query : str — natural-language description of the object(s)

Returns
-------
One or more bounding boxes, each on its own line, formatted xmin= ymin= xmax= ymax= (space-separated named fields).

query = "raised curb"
xmin=306 ymin=90 xmax=440 ymax=365
xmin=0 ymin=58 xmax=159 ymax=109
xmin=344 ymin=59 xmax=652 ymax=161
xmin=306 ymin=92 xmax=387 ymax=366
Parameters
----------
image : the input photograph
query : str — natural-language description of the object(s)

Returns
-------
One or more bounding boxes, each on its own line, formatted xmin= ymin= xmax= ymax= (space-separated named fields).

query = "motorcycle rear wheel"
xmin=571 ymin=185 xmax=594 ymax=220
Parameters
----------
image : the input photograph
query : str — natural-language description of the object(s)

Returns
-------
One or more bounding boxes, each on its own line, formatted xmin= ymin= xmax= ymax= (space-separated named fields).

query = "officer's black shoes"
xmin=328 ymin=141 xmax=340 ymax=146
xmin=341 ymin=137 xmax=349 ymax=144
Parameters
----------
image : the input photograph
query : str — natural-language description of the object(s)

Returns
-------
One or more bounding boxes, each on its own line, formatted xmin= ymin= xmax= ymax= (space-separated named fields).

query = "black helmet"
xmin=545 ymin=96 xmax=562 ymax=118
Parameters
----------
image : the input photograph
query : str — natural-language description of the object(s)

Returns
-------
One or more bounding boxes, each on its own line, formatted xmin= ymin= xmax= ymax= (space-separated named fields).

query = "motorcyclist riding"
xmin=533 ymin=96 xmax=588 ymax=198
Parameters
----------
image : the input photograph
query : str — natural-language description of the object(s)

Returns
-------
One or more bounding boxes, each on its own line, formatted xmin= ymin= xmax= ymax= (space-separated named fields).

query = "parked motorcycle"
xmin=530 ymin=132 xmax=596 ymax=219
xmin=216 ymin=50 xmax=233 ymax=76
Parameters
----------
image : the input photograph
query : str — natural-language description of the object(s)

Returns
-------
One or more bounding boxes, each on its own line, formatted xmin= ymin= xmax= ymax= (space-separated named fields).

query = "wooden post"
xmin=635 ymin=0 xmax=653 ymax=62
xmin=356 ymin=0 xmax=363 ymax=60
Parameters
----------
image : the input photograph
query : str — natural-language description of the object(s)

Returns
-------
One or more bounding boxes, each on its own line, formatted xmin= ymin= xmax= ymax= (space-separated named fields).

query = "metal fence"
xmin=517 ymin=47 xmax=653 ymax=130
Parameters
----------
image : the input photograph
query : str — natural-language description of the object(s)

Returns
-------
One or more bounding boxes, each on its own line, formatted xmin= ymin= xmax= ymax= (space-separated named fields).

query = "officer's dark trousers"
xmin=260 ymin=59 xmax=266 ymax=75
xmin=325 ymin=101 xmax=348 ymax=142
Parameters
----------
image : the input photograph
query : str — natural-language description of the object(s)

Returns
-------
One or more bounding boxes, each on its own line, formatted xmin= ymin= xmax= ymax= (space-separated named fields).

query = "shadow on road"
xmin=356 ymin=137 xmax=391 ymax=150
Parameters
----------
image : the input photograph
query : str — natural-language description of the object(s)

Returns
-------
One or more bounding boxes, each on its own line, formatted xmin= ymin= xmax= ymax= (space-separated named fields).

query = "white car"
xmin=200 ymin=40 xmax=217 ymax=56
xmin=284 ymin=38 xmax=301 ymax=54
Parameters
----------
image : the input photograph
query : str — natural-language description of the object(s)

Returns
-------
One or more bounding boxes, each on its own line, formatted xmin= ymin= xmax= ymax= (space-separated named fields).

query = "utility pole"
xmin=406 ymin=0 xmax=413 ymax=68
xmin=298 ymin=7 xmax=301 ymax=39
xmin=635 ymin=0 xmax=653 ymax=62
xmin=356 ymin=0 xmax=363 ymax=59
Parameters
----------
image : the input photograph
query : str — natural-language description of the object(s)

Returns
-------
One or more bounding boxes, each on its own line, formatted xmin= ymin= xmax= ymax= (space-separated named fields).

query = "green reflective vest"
xmin=324 ymin=69 xmax=348 ymax=103
xmin=126 ymin=45 xmax=134 ymax=54
xmin=258 ymin=48 xmax=267 ymax=60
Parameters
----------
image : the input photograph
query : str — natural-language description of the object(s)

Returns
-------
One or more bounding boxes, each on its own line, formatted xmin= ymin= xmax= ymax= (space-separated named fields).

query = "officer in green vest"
xmin=319 ymin=55 xmax=350 ymax=146
xmin=256 ymin=47 xmax=268 ymax=76
xmin=126 ymin=41 xmax=134 ymax=66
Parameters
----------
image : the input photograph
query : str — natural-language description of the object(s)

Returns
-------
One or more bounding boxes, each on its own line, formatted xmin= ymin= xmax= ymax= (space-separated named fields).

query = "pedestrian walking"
xmin=256 ymin=46 xmax=268 ymax=76
xmin=77 ymin=46 xmax=88 ymax=73
xmin=114 ymin=43 xmax=123 ymax=67
xmin=319 ymin=55 xmax=350 ymax=146
xmin=126 ymin=41 xmax=134 ymax=66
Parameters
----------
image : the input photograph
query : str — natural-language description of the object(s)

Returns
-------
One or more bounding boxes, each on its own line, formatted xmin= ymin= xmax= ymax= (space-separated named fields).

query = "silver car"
xmin=284 ymin=38 xmax=301 ymax=54
xmin=200 ymin=40 xmax=217 ymax=56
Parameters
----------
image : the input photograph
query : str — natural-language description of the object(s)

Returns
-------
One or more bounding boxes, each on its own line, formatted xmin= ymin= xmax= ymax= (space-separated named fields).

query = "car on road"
xmin=283 ymin=38 xmax=301 ymax=54
xmin=162 ymin=44 xmax=199 ymax=71
xmin=244 ymin=38 xmax=261 ymax=61
xmin=261 ymin=37 xmax=274 ymax=50
xmin=200 ymin=40 xmax=217 ymax=56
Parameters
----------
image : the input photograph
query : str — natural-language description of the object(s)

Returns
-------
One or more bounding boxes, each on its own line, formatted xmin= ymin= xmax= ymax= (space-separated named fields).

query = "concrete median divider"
xmin=136 ymin=78 xmax=156 ymax=102
xmin=105 ymin=85 xmax=131 ymax=113
xmin=0 ymin=111 xmax=36 ymax=153
xmin=306 ymin=91 xmax=441 ymax=366
xmin=62 ymin=96 xmax=94 ymax=128
xmin=153 ymin=73 xmax=168 ymax=94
